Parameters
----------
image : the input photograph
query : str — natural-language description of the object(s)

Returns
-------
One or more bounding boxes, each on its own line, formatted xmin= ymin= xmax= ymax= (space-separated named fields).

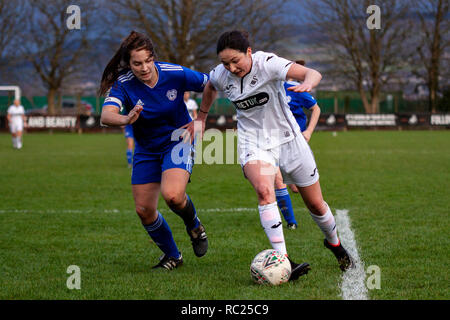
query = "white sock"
xmin=17 ymin=137 xmax=22 ymax=149
xmin=258 ymin=202 xmax=287 ymax=255
xmin=12 ymin=137 xmax=17 ymax=148
xmin=309 ymin=203 xmax=340 ymax=245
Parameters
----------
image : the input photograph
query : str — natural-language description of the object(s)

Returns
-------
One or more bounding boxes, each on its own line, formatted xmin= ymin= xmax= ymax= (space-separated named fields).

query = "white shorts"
xmin=238 ymin=134 xmax=319 ymax=187
xmin=9 ymin=120 xmax=23 ymax=133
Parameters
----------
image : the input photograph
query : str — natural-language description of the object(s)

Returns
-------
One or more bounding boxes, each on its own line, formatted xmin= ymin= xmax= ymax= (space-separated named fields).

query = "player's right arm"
xmin=100 ymin=83 xmax=142 ymax=126
xmin=285 ymin=63 xmax=322 ymax=93
xmin=101 ymin=104 xmax=143 ymax=126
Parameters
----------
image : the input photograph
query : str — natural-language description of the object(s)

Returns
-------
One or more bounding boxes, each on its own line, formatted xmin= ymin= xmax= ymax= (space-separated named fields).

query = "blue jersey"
xmin=103 ymin=62 xmax=208 ymax=152
xmin=284 ymin=81 xmax=317 ymax=131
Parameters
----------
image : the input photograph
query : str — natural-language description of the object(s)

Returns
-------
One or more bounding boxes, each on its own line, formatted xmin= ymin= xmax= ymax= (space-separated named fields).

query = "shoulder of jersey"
xmin=210 ymin=64 xmax=228 ymax=81
xmin=117 ymin=70 xmax=135 ymax=83
xmin=157 ymin=62 xmax=183 ymax=72
xmin=254 ymin=51 xmax=277 ymax=62
xmin=211 ymin=63 xmax=225 ymax=74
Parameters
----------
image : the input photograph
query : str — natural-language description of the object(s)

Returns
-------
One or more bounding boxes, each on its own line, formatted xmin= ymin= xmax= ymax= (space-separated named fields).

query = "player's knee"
xmin=307 ymin=200 xmax=327 ymax=215
xmin=288 ymin=184 xmax=299 ymax=193
xmin=135 ymin=205 xmax=158 ymax=224
xmin=255 ymin=184 xmax=274 ymax=203
xmin=162 ymin=191 xmax=185 ymax=210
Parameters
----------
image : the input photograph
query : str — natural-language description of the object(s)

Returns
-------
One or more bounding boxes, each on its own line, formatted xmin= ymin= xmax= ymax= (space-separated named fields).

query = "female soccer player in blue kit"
xmin=99 ymin=31 xmax=209 ymax=270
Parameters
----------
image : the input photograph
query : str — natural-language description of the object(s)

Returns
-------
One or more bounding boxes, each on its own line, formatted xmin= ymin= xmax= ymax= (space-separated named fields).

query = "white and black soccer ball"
xmin=250 ymin=249 xmax=291 ymax=285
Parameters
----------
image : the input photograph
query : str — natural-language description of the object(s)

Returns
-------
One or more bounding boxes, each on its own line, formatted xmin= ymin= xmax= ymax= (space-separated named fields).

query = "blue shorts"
xmin=131 ymin=141 xmax=195 ymax=184
xmin=124 ymin=124 xmax=134 ymax=139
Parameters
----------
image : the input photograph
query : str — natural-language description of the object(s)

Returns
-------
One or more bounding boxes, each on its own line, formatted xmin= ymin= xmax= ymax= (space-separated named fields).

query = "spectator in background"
xmin=7 ymin=99 xmax=26 ymax=149
xmin=184 ymin=91 xmax=198 ymax=120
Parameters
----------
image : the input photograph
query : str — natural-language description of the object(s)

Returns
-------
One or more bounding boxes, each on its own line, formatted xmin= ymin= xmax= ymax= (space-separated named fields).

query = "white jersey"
xmin=185 ymin=98 xmax=198 ymax=112
xmin=185 ymin=98 xmax=198 ymax=119
xmin=7 ymin=105 xmax=25 ymax=122
xmin=210 ymin=51 xmax=301 ymax=150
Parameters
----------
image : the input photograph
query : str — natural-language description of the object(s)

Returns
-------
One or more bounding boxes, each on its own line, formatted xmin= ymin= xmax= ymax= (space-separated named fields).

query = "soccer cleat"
xmin=187 ymin=223 xmax=208 ymax=257
xmin=287 ymin=223 xmax=298 ymax=230
xmin=287 ymin=257 xmax=311 ymax=281
xmin=152 ymin=253 xmax=183 ymax=270
xmin=324 ymin=239 xmax=355 ymax=271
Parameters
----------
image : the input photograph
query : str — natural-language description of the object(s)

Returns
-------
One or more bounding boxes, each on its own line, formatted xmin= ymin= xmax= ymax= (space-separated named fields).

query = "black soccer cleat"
xmin=152 ymin=253 xmax=183 ymax=270
xmin=324 ymin=239 xmax=355 ymax=272
xmin=287 ymin=257 xmax=311 ymax=281
xmin=287 ymin=223 xmax=298 ymax=230
xmin=187 ymin=223 xmax=208 ymax=257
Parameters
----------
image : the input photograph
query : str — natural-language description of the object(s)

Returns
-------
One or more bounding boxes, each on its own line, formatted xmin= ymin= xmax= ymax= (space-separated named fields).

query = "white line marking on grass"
xmin=0 ymin=208 xmax=261 ymax=214
xmin=0 ymin=207 xmax=310 ymax=214
xmin=335 ymin=209 xmax=368 ymax=300
xmin=0 ymin=209 xmax=121 ymax=214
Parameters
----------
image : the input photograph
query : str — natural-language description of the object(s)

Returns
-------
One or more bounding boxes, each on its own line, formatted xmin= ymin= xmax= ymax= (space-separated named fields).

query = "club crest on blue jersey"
xmin=166 ymin=89 xmax=177 ymax=101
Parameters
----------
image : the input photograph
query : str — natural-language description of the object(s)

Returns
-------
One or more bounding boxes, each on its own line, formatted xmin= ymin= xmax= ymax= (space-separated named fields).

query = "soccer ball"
xmin=250 ymin=249 xmax=291 ymax=285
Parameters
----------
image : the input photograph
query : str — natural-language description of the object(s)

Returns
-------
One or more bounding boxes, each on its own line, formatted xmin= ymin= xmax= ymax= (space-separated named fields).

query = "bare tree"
xmin=413 ymin=0 xmax=449 ymax=113
xmin=303 ymin=0 xmax=410 ymax=113
xmin=0 ymin=0 xmax=26 ymax=72
xmin=19 ymin=0 xmax=96 ymax=115
xmin=109 ymin=0 xmax=287 ymax=71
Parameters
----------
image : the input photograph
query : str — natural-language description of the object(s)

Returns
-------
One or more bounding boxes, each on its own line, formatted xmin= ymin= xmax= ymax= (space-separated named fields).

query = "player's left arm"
xmin=286 ymin=63 xmax=322 ymax=93
xmin=302 ymin=104 xmax=320 ymax=143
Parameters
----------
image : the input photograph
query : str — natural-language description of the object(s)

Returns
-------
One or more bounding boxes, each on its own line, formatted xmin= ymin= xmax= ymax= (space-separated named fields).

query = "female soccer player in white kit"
xmin=183 ymin=31 xmax=354 ymax=278
xmin=7 ymin=99 xmax=26 ymax=149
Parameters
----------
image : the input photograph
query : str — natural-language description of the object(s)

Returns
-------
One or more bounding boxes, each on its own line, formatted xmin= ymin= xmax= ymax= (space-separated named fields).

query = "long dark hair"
xmin=99 ymin=31 xmax=155 ymax=96
xmin=216 ymin=30 xmax=251 ymax=55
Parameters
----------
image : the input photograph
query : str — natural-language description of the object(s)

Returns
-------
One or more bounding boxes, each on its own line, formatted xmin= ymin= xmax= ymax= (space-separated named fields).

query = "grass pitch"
xmin=0 ymin=130 xmax=448 ymax=300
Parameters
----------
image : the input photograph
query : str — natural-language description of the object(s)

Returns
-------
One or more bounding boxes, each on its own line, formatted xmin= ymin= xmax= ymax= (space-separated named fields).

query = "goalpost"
xmin=0 ymin=85 xmax=21 ymax=101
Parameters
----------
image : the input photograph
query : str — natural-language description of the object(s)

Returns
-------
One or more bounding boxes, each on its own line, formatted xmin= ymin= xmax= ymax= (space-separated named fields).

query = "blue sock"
xmin=126 ymin=149 xmax=133 ymax=165
xmin=171 ymin=194 xmax=200 ymax=231
xmin=143 ymin=212 xmax=180 ymax=259
xmin=275 ymin=188 xmax=297 ymax=225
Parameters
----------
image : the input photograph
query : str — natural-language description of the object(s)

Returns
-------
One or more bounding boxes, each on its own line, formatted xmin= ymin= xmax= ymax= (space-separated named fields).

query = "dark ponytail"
xmin=216 ymin=30 xmax=251 ymax=55
xmin=99 ymin=31 xmax=155 ymax=96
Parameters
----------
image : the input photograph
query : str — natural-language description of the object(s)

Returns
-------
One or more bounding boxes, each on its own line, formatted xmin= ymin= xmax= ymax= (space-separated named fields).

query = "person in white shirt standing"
xmin=7 ymin=99 xmax=26 ymax=149
xmin=184 ymin=91 xmax=198 ymax=120
xmin=183 ymin=30 xmax=354 ymax=278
